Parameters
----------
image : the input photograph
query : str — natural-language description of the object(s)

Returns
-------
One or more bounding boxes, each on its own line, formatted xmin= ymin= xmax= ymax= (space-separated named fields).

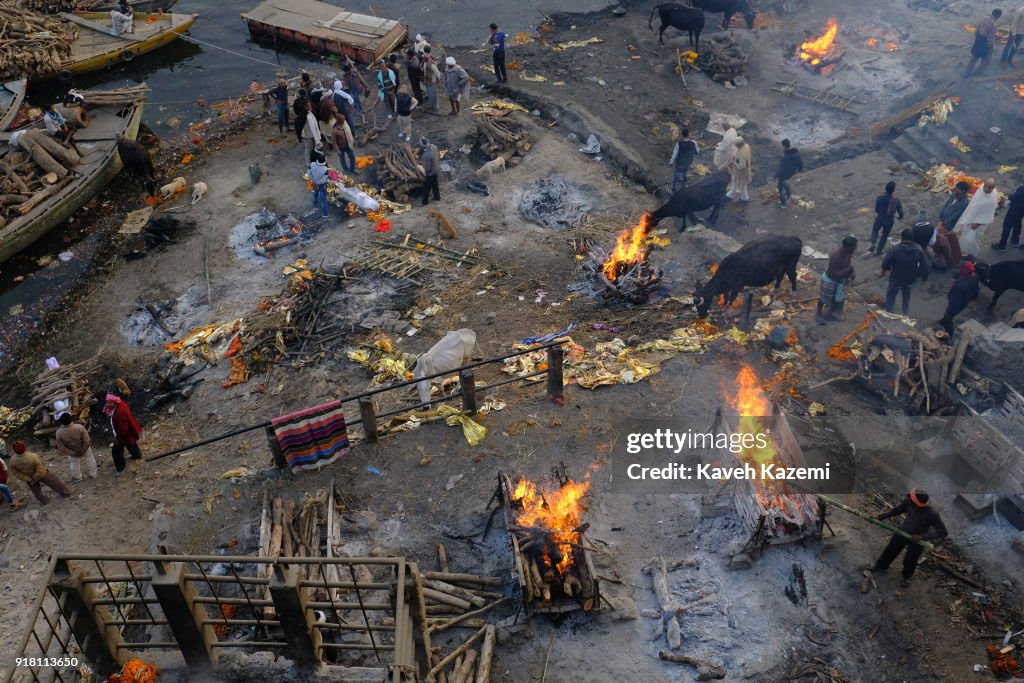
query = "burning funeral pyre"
xmin=796 ymin=18 xmax=843 ymax=73
xmin=585 ymin=211 xmax=663 ymax=304
xmin=499 ymin=467 xmax=600 ymax=614
xmin=714 ymin=366 xmax=823 ymax=548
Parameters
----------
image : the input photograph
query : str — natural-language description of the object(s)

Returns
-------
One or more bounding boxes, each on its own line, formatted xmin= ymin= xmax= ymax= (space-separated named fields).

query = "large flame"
xmin=512 ymin=476 xmax=590 ymax=574
xmin=602 ymin=211 xmax=655 ymax=281
xmin=728 ymin=365 xmax=776 ymax=466
xmin=798 ymin=19 xmax=838 ymax=65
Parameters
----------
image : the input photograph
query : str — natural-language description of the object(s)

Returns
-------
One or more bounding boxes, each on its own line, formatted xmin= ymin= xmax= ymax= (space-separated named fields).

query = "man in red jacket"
xmin=104 ymin=393 xmax=142 ymax=475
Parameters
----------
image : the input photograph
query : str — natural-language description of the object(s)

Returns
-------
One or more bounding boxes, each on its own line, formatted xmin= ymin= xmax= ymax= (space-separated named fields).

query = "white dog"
xmin=412 ymin=329 xmax=477 ymax=405
xmin=476 ymin=157 xmax=506 ymax=176
xmin=159 ymin=176 xmax=186 ymax=199
xmin=191 ymin=181 xmax=208 ymax=205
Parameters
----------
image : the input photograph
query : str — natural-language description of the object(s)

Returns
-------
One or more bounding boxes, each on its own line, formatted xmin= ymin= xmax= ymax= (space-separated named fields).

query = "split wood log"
xmin=918 ymin=341 xmax=930 ymax=414
xmin=422 ymin=587 xmax=472 ymax=611
xmin=528 ymin=560 xmax=543 ymax=599
xmin=0 ymin=193 xmax=29 ymax=204
xmin=423 ymin=572 xmax=502 ymax=587
xmin=426 ymin=605 xmax=460 ymax=615
xmin=17 ymin=182 xmax=60 ymax=215
xmin=437 ymin=544 xmax=450 ymax=573
xmin=265 ymin=496 xmax=283 ymax=617
xmin=947 ymin=329 xmax=973 ymax=386
xmin=423 ymin=579 xmax=486 ymax=608
xmin=474 ymin=625 xmax=495 ymax=683
xmin=425 ymin=624 xmax=488 ymax=683
xmin=453 ymin=648 xmax=477 ymax=683
xmin=412 ymin=566 xmax=433 ymax=671
xmin=428 ymin=618 xmax=487 ymax=630
xmin=658 ymin=651 xmax=726 ymax=680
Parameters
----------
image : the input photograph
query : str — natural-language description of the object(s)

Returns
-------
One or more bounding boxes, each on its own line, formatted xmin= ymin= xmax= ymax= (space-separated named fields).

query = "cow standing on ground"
xmin=692 ymin=0 xmax=757 ymax=30
xmin=974 ymin=260 xmax=1024 ymax=311
xmin=412 ymin=329 xmax=478 ymax=405
xmin=693 ymin=236 xmax=803 ymax=317
xmin=648 ymin=3 xmax=705 ymax=46
xmin=649 ymin=170 xmax=731 ymax=231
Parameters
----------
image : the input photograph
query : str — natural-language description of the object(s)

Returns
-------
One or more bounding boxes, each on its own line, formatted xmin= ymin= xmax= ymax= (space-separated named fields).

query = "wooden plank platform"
xmin=772 ymin=81 xmax=861 ymax=115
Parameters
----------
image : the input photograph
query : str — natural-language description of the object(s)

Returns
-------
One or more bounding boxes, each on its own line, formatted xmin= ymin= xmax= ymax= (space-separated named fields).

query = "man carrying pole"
xmin=872 ymin=488 xmax=947 ymax=587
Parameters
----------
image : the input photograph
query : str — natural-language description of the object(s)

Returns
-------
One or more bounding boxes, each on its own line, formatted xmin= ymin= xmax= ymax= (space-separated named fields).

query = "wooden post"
xmin=459 ymin=370 xmax=477 ymax=414
xmin=359 ymin=397 xmax=378 ymax=443
xmin=742 ymin=292 xmax=754 ymax=329
xmin=150 ymin=561 xmax=217 ymax=672
xmin=546 ymin=346 xmax=564 ymax=400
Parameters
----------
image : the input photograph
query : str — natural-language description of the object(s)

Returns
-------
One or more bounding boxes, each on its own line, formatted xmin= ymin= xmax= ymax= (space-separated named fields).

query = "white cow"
xmin=413 ymin=329 xmax=477 ymax=405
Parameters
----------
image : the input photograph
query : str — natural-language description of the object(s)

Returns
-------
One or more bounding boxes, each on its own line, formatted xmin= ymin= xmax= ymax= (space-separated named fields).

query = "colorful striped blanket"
xmin=271 ymin=400 xmax=349 ymax=473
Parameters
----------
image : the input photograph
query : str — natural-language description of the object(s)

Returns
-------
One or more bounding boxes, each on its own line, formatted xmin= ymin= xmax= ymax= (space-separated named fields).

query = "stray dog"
xmin=428 ymin=208 xmax=457 ymax=240
xmin=476 ymin=156 xmax=506 ymax=176
xmin=191 ymin=181 xmax=208 ymax=205
xmin=159 ymin=176 xmax=187 ymax=199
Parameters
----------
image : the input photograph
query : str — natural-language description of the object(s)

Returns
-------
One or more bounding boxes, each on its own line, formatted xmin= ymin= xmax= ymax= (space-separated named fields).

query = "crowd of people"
xmin=1 ymin=393 xmax=144 ymax=511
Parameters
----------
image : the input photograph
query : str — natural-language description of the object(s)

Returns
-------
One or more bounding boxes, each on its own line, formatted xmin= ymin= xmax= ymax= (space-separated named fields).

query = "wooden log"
xmin=428 ymin=618 xmax=487 ymax=629
xmin=412 ymin=566 xmax=433 ymax=675
xmin=17 ymin=182 xmax=59 ymax=215
xmin=422 ymin=587 xmax=472 ymax=611
xmin=15 ymin=133 xmax=67 ymax=179
xmin=658 ymin=651 xmax=726 ymax=680
xmin=437 ymin=544 xmax=450 ymax=573
xmin=429 ymin=598 xmax=510 ymax=634
xmin=528 ymin=560 xmax=543 ymax=599
xmin=947 ymin=329 xmax=973 ymax=386
xmin=452 ymin=648 xmax=477 ymax=683
xmin=474 ymin=625 xmax=495 ymax=683
xmin=25 ymin=131 xmax=80 ymax=166
xmin=265 ymin=496 xmax=283 ymax=617
xmin=423 ymin=572 xmax=502 ymax=587
xmin=424 ymin=579 xmax=486 ymax=608
xmin=645 ymin=556 xmax=678 ymax=614
xmin=425 ymin=625 xmax=488 ymax=683
xmin=426 ymin=604 xmax=460 ymax=615
xmin=0 ymin=193 xmax=29 ymax=204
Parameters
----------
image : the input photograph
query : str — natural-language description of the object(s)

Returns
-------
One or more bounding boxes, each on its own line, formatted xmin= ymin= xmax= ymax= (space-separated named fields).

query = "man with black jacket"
xmin=881 ymin=229 xmax=929 ymax=315
xmin=775 ymin=139 xmax=803 ymax=208
xmin=873 ymin=488 xmax=947 ymax=586
xmin=668 ymin=127 xmax=699 ymax=193
xmin=292 ymin=89 xmax=309 ymax=144
xmin=992 ymin=181 xmax=1024 ymax=252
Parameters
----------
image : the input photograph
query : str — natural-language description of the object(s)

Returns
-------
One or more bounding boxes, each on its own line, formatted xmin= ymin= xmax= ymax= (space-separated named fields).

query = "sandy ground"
xmin=3 ymin=0 xmax=1024 ymax=681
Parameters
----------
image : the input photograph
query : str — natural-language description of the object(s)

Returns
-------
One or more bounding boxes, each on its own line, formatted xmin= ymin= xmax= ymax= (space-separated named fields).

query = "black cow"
xmin=650 ymin=170 xmax=730 ymax=231
xmin=116 ymin=134 xmax=156 ymax=195
xmin=692 ymin=0 xmax=756 ymax=30
xmin=648 ymin=3 xmax=705 ymax=46
xmin=975 ymin=260 xmax=1024 ymax=311
xmin=693 ymin=236 xmax=803 ymax=318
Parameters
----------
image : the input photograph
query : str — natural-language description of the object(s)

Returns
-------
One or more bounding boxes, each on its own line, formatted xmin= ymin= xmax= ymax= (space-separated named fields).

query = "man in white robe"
xmin=713 ymin=122 xmax=738 ymax=170
xmin=954 ymin=178 xmax=998 ymax=257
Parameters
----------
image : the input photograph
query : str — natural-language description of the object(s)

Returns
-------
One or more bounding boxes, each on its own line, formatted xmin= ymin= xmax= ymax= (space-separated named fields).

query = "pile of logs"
xmin=1 ymin=128 xmax=82 ymax=229
xmin=72 ymin=85 xmax=150 ymax=107
xmin=864 ymin=327 xmax=974 ymax=415
xmin=472 ymin=111 xmax=530 ymax=168
xmin=376 ymin=143 xmax=425 ymax=203
xmin=18 ymin=0 xmax=99 ymax=11
xmin=30 ymin=357 xmax=100 ymax=440
xmin=0 ymin=2 xmax=77 ymax=80
xmin=696 ymin=32 xmax=750 ymax=83
xmin=422 ymin=554 xmax=503 ymax=683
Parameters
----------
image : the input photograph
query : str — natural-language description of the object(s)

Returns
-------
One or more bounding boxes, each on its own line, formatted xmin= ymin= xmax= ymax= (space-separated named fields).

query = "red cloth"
xmin=111 ymin=401 xmax=142 ymax=445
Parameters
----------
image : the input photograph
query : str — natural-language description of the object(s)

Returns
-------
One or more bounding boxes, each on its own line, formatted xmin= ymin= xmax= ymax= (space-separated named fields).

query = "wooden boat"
xmin=0 ymin=79 xmax=27 ymax=131
xmin=241 ymin=0 xmax=407 ymax=64
xmin=36 ymin=11 xmax=198 ymax=80
xmin=90 ymin=0 xmax=179 ymax=13
xmin=0 ymin=102 xmax=143 ymax=264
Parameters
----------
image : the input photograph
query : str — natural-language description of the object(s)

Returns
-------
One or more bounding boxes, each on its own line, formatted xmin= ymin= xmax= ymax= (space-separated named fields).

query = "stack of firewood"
xmin=472 ymin=112 xmax=530 ymax=168
xmin=421 ymin=550 xmax=503 ymax=683
xmin=0 ymin=129 xmax=82 ymax=229
xmin=0 ymin=2 xmax=77 ymax=80
xmin=864 ymin=327 xmax=975 ymax=415
xmin=375 ymin=143 xmax=425 ymax=203
xmin=696 ymin=32 xmax=750 ymax=83
xmin=17 ymin=0 xmax=99 ymax=12
xmin=30 ymin=358 xmax=99 ymax=439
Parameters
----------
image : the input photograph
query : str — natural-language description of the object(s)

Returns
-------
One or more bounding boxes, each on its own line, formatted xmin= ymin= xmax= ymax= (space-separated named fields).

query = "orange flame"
xmin=726 ymin=366 xmax=785 ymax=509
xmin=798 ymin=18 xmax=838 ymax=65
xmin=1015 ymin=84 xmax=1024 ymax=97
xmin=885 ymin=41 xmax=899 ymax=52
xmin=512 ymin=476 xmax=590 ymax=574
xmin=866 ymin=38 xmax=878 ymax=47
xmin=602 ymin=211 xmax=655 ymax=281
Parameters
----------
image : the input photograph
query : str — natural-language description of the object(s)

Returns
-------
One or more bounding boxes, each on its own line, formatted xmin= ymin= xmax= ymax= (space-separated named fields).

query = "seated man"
xmin=43 ymin=103 xmax=75 ymax=146
xmin=111 ymin=0 xmax=134 ymax=36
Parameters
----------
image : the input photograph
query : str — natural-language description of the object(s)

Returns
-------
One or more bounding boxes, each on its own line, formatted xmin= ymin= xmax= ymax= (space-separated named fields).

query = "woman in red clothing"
xmin=104 ymin=393 xmax=142 ymax=475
